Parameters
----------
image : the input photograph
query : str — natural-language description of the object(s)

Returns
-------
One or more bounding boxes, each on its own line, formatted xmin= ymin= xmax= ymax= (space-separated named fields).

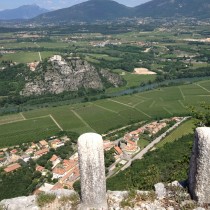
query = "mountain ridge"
xmin=34 ymin=0 xmax=133 ymax=23
xmin=135 ymin=0 xmax=210 ymax=18
xmin=32 ymin=0 xmax=210 ymax=23
xmin=1 ymin=0 xmax=210 ymax=22
xmin=0 ymin=5 xmax=49 ymax=20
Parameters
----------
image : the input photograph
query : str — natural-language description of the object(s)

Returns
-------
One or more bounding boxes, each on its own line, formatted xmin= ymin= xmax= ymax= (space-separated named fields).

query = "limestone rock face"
xmin=154 ymin=183 xmax=166 ymax=199
xmin=21 ymin=57 xmax=123 ymax=96
xmin=78 ymin=133 xmax=108 ymax=209
xmin=0 ymin=190 xmax=77 ymax=210
xmin=0 ymin=195 xmax=38 ymax=210
xmin=189 ymin=127 xmax=210 ymax=205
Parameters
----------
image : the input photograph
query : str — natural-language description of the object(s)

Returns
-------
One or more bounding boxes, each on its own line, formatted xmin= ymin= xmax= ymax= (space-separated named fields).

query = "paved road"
xmin=119 ymin=117 xmax=189 ymax=171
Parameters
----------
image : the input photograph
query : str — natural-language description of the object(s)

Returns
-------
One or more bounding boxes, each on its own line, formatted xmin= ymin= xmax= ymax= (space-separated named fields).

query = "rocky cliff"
xmin=0 ymin=183 xmax=205 ymax=210
xmin=21 ymin=57 xmax=123 ymax=96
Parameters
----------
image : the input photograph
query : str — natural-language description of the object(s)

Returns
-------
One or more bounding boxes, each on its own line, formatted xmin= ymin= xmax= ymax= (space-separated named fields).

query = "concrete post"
xmin=189 ymin=127 xmax=210 ymax=205
xmin=78 ymin=133 xmax=108 ymax=210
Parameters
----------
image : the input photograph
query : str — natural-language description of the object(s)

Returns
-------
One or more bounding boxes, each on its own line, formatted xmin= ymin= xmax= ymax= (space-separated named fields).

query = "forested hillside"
xmin=107 ymin=134 xmax=193 ymax=191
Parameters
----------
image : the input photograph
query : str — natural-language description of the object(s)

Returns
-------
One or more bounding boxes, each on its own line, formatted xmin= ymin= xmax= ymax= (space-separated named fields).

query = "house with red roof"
xmin=50 ymin=139 xmax=64 ymax=149
xmin=50 ymin=154 xmax=60 ymax=168
xmin=4 ymin=163 xmax=21 ymax=173
xmin=114 ymin=146 xmax=123 ymax=155
xmin=39 ymin=140 xmax=49 ymax=148
xmin=36 ymin=165 xmax=45 ymax=173
xmin=34 ymin=148 xmax=49 ymax=158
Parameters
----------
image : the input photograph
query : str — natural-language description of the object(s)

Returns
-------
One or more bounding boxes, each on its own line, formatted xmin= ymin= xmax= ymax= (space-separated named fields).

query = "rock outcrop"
xmin=21 ymin=57 xmax=123 ymax=96
xmin=189 ymin=127 xmax=210 ymax=205
xmin=0 ymin=189 xmax=76 ymax=210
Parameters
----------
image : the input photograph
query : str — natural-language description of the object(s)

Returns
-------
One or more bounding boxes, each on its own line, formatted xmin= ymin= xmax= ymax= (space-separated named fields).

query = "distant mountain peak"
xmin=0 ymin=4 xmax=49 ymax=20
xmin=28 ymin=0 xmax=210 ymax=23
xmin=34 ymin=0 xmax=132 ymax=23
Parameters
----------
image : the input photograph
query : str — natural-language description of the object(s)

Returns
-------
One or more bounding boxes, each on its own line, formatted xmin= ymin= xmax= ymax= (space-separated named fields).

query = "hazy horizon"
xmin=0 ymin=0 xmax=150 ymax=11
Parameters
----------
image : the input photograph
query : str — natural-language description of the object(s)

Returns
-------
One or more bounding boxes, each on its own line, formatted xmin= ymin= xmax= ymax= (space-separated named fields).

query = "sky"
xmin=0 ymin=0 xmax=150 ymax=10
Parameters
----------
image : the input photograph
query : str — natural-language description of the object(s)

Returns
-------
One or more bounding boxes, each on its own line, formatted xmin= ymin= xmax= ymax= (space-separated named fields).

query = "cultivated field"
xmin=0 ymin=116 xmax=60 ymax=148
xmin=156 ymin=119 xmax=195 ymax=148
xmin=0 ymin=80 xmax=209 ymax=148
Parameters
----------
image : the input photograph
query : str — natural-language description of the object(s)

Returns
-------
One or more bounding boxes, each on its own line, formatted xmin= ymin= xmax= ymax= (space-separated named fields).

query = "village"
xmin=0 ymin=116 xmax=183 ymax=194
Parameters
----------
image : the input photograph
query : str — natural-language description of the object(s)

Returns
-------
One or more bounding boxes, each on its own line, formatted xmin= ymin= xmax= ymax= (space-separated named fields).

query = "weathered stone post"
xmin=189 ymin=127 xmax=210 ymax=205
xmin=78 ymin=133 xmax=108 ymax=210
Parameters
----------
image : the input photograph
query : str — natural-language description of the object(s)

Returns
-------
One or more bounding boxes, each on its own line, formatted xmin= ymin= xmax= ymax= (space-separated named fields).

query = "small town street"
xmin=107 ymin=116 xmax=189 ymax=178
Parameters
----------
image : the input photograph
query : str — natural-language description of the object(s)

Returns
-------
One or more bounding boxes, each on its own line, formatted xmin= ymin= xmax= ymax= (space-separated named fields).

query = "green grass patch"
xmin=0 ymin=117 xmax=60 ymax=148
xmin=0 ymin=113 xmax=24 ymax=125
xmin=36 ymin=193 xmax=56 ymax=207
xmin=156 ymin=119 xmax=195 ymax=148
xmin=0 ymin=80 xmax=210 ymax=145
xmin=0 ymin=52 xmax=40 ymax=63
xmin=138 ymin=139 xmax=150 ymax=149
xmin=106 ymin=69 xmax=156 ymax=94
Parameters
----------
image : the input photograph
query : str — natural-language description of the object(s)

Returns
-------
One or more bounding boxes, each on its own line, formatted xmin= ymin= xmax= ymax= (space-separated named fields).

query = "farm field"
xmin=106 ymin=70 xmax=156 ymax=93
xmin=0 ymin=52 xmax=40 ymax=63
xmin=0 ymin=116 xmax=60 ymax=148
xmin=156 ymin=118 xmax=195 ymax=148
xmin=0 ymin=80 xmax=209 ymax=148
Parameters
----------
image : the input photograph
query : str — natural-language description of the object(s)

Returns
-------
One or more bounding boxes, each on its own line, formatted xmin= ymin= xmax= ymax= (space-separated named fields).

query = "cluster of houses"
xmin=34 ymin=153 xmax=80 ymax=193
xmin=90 ymin=40 xmax=122 ymax=47
xmin=0 ymin=137 xmax=81 ymax=193
xmin=0 ymin=117 xmax=183 ymax=193
xmin=0 ymin=138 xmax=66 ymax=169
xmin=0 ymin=50 xmax=15 ymax=54
xmin=109 ymin=117 xmax=183 ymax=159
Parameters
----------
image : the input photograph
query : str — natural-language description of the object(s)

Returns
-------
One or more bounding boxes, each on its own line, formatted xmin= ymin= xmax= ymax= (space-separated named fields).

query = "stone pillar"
xmin=78 ymin=133 xmax=108 ymax=210
xmin=189 ymin=127 xmax=210 ymax=205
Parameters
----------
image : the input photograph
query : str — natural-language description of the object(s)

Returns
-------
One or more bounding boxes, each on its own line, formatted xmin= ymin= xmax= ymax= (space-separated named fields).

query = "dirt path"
xmin=49 ymin=115 xmax=63 ymax=131
xmin=71 ymin=110 xmax=95 ymax=131
xmin=195 ymin=83 xmax=210 ymax=93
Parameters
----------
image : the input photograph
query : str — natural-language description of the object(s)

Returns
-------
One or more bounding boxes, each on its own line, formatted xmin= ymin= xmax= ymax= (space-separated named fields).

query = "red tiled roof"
xmin=60 ymin=166 xmax=80 ymax=182
xmin=50 ymin=154 xmax=58 ymax=162
xmin=4 ymin=163 xmax=21 ymax=173
xmin=10 ymin=149 xmax=18 ymax=154
xmin=35 ymin=148 xmax=49 ymax=156
xmin=36 ymin=165 xmax=45 ymax=172
xmin=25 ymin=148 xmax=34 ymax=154
xmin=127 ymin=140 xmax=136 ymax=146
xmin=53 ymin=167 xmax=65 ymax=175
xmin=52 ymin=139 xmax=61 ymax=144
xmin=39 ymin=140 xmax=48 ymax=146
xmin=63 ymin=159 xmax=77 ymax=168
xmin=114 ymin=146 xmax=123 ymax=155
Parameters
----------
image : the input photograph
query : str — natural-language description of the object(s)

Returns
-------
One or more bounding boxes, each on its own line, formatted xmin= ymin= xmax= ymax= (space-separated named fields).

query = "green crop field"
xmin=106 ymin=70 xmax=156 ymax=93
xmin=156 ymin=119 xmax=195 ymax=148
xmin=0 ymin=113 xmax=24 ymax=125
xmin=0 ymin=80 xmax=209 ymax=148
xmin=0 ymin=116 xmax=60 ymax=148
xmin=0 ymin=52 xmax=40 ymax=63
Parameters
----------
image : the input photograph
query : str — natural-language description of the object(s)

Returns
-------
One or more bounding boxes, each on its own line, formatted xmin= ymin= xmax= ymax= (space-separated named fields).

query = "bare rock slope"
xmin=21 ymin=57 xmax=123 ymax=96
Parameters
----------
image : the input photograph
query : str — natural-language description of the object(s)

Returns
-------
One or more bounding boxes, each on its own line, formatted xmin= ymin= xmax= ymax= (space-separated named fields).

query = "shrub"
xmin=59 ymin=193 xmax=80 ymax=209
xmin=36 ymin=192 xmax=56 ymax=207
